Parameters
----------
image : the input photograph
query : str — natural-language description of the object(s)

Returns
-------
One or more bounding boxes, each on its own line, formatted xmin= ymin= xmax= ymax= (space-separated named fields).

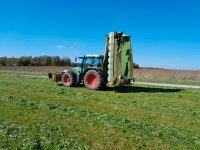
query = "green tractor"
xmin=49 ymin=32 xmax=133 ymax=90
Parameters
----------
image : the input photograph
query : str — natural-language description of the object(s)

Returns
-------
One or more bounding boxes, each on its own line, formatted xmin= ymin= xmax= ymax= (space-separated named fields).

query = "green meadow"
xmin=0 ymin=71 xmax=200 ymax=149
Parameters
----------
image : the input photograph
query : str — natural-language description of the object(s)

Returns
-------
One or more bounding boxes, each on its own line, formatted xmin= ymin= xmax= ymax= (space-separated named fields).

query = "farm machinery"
xmin=49 ymin=32 xmax=133 ymax=90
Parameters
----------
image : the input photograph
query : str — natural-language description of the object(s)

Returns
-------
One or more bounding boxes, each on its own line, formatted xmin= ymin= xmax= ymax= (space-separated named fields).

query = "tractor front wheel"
xmin=62 ymin=71 xmax=75 ymax=87
xmin=84 ymin=70 xmax=103 ymax=90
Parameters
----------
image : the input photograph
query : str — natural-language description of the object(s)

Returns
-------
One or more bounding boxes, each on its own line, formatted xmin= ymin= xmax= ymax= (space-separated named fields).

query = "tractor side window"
xmin=75 ymin=57 xmax=83 ymax=67
xmin=83 ymin=57 xmax=103 ymax=67
xmin=85 ymin=58 xmax=92 ymax=66
xmin=93 ymin=57 xmax=102 ymax=67
xmin=100 ymin=57 xmax=104 ymax=63
xmin=97 ymin=57 xmax=103 ymax=67
xmin=94 ymin=58 xmax=100 ymax=65
xmin=83 ymin=57 xmax=93 ymax=68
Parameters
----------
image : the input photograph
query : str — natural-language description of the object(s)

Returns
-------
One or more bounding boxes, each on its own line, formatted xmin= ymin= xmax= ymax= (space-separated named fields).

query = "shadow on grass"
xmin=57 ymin=83 xmax=182 ymax=93
xmin=102 ymin=86 xmax=183 ymax=93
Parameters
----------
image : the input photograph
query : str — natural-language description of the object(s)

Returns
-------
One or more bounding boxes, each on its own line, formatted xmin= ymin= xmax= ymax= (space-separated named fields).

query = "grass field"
xmin=0 ymin=71 xmax=200 ymax=149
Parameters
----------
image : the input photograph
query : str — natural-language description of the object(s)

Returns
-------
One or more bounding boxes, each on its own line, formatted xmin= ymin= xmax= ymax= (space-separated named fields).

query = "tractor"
xmin=49 ymin=32 xmax=133 ymax=90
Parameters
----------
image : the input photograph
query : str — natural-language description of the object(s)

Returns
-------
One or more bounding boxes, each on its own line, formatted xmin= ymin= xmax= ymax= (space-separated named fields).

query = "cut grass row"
xmin=0 ymin=119 xmax=91 ymax=149
xmin=0 ymin=72 xmax=200 ymax=149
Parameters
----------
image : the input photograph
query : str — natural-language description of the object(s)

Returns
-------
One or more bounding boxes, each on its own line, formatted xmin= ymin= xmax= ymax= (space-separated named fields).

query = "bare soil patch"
xmin=134 ymin=68 xmax=200 ymax=81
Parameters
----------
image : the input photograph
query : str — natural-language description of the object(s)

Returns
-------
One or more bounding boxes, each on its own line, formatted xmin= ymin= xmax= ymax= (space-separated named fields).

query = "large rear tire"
xmin=62 ymin=71 xmax=76 ymax=87
xmin=84 ymin=70 xmax=104 ymax=90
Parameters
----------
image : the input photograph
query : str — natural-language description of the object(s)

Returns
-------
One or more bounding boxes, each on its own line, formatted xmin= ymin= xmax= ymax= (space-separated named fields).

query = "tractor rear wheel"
xmin=84 ymin=70 xmax=103 ymax=90
xmin=62 ymin=71 xmax=76 ymax=87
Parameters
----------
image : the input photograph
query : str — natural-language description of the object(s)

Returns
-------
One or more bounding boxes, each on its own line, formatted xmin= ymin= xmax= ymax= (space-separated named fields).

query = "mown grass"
xmin=0 ymin=71 xmax=200 ymax=149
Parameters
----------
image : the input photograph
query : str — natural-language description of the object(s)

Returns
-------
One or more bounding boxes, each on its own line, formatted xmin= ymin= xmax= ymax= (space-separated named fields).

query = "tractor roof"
xmin=79 ymin=54 xmax=104 ymax=59
xmin=85 ymin=54 xmax=104 ymax=57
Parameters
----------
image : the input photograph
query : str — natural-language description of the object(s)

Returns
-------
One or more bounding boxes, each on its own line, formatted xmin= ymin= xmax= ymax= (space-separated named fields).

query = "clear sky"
xmin=0 ymin=0 xmax=200 ymax=70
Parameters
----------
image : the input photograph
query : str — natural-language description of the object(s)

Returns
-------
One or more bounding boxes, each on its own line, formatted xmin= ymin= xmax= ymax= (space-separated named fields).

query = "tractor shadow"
xmin=57 ymin=83 xmax=183 ymax=93
xmin=102 ymin=86 xmax=183 ymax=93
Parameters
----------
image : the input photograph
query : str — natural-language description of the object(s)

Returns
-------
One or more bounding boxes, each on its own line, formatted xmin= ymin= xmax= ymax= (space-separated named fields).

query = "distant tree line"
xmin=0 ymin=56 xmax=71 ymax=66
xmin=0 ymin=56 xmax=139 ymax=68
xmin=133 ymin=62 xmax=139 ymax=69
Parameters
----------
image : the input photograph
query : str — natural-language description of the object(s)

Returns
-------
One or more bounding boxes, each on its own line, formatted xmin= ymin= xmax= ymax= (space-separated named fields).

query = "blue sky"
xmin=0 ymin=0 xmax=200 ymax=70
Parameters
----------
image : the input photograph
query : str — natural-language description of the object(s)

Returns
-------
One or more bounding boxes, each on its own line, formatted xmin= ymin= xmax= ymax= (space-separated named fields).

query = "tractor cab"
xmin=68 ymin=54 xmax=104 ymax=88
xmin=75 ymin=54 xmax=104 ymax=73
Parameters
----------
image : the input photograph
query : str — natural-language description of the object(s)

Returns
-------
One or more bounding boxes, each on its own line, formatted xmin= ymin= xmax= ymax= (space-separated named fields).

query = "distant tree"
xmin=51 ymin=56 xmax=61 ymax=66
xmin=16 ymin=56 xmax=32 ymax=66
xmin=133 ymin=62 xmax=139 ymax=69
xmin=31 ymin=57 xmax=40 ymax=66
xmin=38 ymin=56 xmax=51 ymax=66
xmin=45 ymin=56 xmax=52 ymax=66
xmin=62 ymin=57 xmax=71 ymax=66
xmin=0 ymin=57 xmax=7 ymax=66
xmin=7 ymin=57 xmax=17 ymax=66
